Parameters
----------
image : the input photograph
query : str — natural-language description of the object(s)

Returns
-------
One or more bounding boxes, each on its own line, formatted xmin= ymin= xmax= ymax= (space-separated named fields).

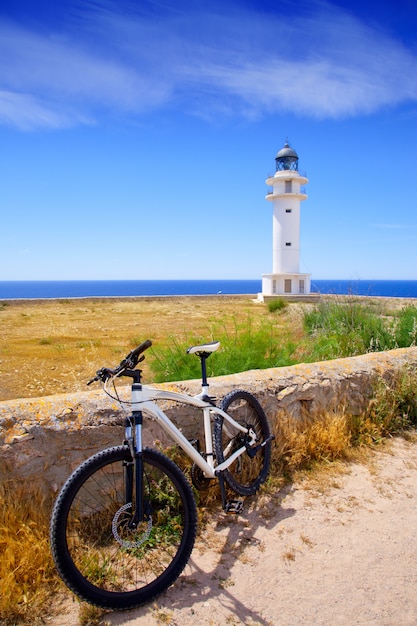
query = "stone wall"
xmin=1 ymin=347 xmax=416 ymax=491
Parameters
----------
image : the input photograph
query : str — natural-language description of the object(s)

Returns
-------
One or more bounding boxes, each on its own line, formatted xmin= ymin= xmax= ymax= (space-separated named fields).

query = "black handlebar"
xmin=87 ymin=339 xmax=152 ymax=385
xmin=128 ymin=339 xmax=152 ymax=361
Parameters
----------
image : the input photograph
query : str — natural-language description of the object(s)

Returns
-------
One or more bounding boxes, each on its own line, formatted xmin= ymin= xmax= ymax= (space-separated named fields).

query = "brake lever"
xmin=87 ymin=367 xmax=114 ymax=386
xmin=126 ymin=353 xmax=145 ymax=367
xmin=86 ymin=353 xmax=146 ymax=386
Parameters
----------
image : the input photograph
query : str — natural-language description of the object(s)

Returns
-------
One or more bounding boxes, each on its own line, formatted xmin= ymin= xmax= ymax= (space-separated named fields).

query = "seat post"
xmin=186 ymin=341 xmax=220 ymax=399
xmin=200 ymin=353 xmax=209 ymax=388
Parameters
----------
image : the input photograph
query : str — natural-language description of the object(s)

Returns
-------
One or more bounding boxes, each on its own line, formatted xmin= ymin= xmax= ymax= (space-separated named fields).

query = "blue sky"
xmin=1 ymin=0 xmax=417 ymax=281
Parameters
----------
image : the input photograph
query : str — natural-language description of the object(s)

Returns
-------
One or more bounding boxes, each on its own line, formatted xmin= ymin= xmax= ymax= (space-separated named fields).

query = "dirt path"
xmin=50 ymin=436 xmax=417 ymax=626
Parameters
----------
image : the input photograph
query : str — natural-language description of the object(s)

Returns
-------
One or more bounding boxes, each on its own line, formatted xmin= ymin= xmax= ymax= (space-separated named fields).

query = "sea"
xmin=1 ymin=279 xmax=417 ymax=300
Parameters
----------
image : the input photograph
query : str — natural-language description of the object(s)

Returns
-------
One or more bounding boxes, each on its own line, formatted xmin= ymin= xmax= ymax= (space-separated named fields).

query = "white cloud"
xmin=0 ymin=20 xmax=170 ymax=115
xmin=0 ymin=0 xmax=417 ymax=129
xmin=0 ymin=89 xmax=92 ymax=130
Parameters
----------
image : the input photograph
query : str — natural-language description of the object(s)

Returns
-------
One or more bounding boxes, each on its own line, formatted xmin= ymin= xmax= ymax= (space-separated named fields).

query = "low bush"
xmin=0 ymin=477 xmax=57 ymax=624
xmin=149 ymin=315 xmax=299 ymax=382
xmin=351 ymin=366 xmax=417 ymax=445
xmin=272 ymin=366 xmax=417 ymax=479
xmin=150 ymin=298 xmax=417 ymax=382
xmin=273 ymin=411 xmax=352 ymax=476
xmin=393 ymin=305 xmax=417 ymax=348
xmin=303 ymin=298 xmax=395 ymax=359
xmin=267 ymin=298 xmax=288 ymax=313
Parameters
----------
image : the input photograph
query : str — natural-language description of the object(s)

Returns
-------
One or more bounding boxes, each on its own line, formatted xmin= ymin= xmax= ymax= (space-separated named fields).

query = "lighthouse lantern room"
xmin=260 ymin=141 xmax=311 ymax=300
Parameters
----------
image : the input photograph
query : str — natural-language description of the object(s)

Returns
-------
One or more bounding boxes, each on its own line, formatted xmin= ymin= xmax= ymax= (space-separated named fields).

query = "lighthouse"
xmin=260 ymin=141 xmax=311 ymax=300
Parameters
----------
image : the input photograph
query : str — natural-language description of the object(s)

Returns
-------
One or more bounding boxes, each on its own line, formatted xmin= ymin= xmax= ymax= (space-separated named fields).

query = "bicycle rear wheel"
xmin=50 ymin=446 xmax=197 ymax=610
xmin=214 ymin=390 xmax=272 ymax=496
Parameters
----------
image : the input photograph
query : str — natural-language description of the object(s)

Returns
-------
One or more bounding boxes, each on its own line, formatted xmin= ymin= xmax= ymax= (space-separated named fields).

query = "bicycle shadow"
xmin=105 ymin=481 xmax=296 ymax=626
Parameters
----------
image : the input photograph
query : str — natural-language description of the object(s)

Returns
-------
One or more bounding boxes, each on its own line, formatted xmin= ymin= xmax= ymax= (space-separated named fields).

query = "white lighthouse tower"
xmin=260 ymin=141 xmax=311 ymax=300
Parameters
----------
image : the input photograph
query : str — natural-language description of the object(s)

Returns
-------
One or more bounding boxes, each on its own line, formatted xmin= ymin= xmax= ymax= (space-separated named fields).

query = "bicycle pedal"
xmin=224 ymin=499 xmax=244 ymax=514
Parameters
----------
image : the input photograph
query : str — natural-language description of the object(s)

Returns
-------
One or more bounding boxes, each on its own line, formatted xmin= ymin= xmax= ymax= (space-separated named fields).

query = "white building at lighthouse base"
xmin=261 ymin=272 xmax=311 ymax=298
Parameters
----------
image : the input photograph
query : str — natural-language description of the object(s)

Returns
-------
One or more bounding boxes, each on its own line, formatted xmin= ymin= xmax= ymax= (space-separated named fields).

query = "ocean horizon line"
xmin=1 ymin=278 xmax=417 ymax=300
xmin=2 ymin=278 xmax=417 ymax=282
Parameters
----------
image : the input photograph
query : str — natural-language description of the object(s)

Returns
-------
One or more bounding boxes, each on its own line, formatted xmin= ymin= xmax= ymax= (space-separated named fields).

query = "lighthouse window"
xmin=285 ymin=209 xmax=292 ymax=213
xmin=285 ymin=242 xmax=292 ymax=246
xmin=285 ymin=181 xmax=292 ymax=193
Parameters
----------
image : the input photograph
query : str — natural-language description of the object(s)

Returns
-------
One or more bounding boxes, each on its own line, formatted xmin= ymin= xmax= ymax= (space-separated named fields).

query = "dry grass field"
xmin=0 ymin=296 xmax=278 ymax=401
xmin=1 ymin=293 xmax=413 ymax=402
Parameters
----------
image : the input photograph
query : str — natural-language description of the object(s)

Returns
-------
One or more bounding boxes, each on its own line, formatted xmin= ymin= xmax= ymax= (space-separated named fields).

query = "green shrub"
xmin=149 ymin=336 xmax=203 ymax=382
xmin=39 ymin=337 xmax=53 ymax=346
xmin=150 ymin=299 xmax=417 ymax=382
xmin=149 ymin=315 xmax=298 ymax=382
xmin=303 ymin=298 xmax=395 ymax=359
xmin=350 ymin=366 xmax=417 ymax=445
xmin=394 ymin=305 xmax=417 ymax=347
xmin=267 ymin=298 xmax=288 ymax=313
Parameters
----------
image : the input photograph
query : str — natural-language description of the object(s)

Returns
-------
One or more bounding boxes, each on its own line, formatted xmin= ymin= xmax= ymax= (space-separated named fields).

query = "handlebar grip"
xmin=116 ymin=340 xmax=152 ymax=373
xmin=87 ymin=340 xmax=152 ymax=385
xmin=129 ymin=339 xmax=152 ymax=360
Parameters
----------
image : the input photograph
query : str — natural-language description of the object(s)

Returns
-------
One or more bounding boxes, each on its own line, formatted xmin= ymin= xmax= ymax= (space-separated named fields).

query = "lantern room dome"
xmin=275 ymin=143 xmax=298 ymax=160
xmin=275 ymin=141 xmax=299 ymax=171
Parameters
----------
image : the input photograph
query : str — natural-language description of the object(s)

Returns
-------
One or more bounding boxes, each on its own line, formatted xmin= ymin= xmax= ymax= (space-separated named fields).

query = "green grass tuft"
xmin=267 ymin=298 xmax=288 ymax=313
xmin=148 ymin=315 xmax=298 ymax=382
xmin=302 ymin=297 xmax=394 ymax=359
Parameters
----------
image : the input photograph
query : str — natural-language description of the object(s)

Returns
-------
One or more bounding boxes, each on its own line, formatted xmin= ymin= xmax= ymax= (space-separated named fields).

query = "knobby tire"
xmin=50 ymin=446 xmax=197 ymax=610
xmin=214 ymin=389 xmax=272 ymax=496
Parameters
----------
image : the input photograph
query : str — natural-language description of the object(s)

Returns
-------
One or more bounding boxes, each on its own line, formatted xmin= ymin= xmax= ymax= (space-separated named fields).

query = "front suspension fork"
xmin=124 ymin=410 xmax=145 ymax=526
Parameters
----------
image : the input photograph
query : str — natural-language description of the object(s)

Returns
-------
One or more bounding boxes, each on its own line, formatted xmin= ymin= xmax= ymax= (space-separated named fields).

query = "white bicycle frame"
xmin=125 ymin=382 xmax=258 ymax=479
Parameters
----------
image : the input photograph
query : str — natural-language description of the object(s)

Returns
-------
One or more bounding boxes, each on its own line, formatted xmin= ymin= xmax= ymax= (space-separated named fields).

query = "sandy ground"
xmin=50 ymin=436 xmax=417 ymax=626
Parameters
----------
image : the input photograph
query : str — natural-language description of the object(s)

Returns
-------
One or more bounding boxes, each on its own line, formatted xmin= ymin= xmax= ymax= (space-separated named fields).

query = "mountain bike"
xmin=50 ymin=339 xmax=273 ymax=610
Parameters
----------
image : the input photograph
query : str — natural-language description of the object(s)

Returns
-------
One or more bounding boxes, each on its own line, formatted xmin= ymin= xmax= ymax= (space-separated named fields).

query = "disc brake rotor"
xmin=112 ymin=502 xmax=152 ymax=549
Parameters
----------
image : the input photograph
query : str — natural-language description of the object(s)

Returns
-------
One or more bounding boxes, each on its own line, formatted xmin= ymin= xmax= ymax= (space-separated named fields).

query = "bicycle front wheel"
xmin=50 ymin=446 xmax=197 ymax=610
xmin=214 ymin=390 xmax=272 ymax=496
